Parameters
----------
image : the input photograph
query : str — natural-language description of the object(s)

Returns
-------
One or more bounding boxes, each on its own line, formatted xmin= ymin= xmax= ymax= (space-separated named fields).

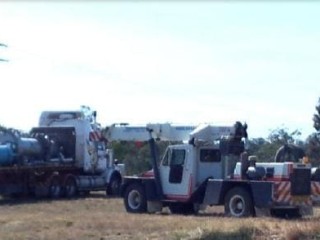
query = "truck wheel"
xmin=48 ymin=176 xmax=61 ymax=198
xmin=106 ymin=175 xmax=121 ymax=196
xmin=63 ymin=175 xmax=78 ymax=198
xmin=169 ymin=203 xmax=198 ymax=215
xmin=124 ymin=183 xmax=147 ymax=213
xmin=224 ymin=187 xmax=254 ymax=217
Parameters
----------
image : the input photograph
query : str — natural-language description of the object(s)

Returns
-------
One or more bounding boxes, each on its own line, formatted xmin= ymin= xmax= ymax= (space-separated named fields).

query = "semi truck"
xmin=0 ymin=107 xmax=124 ymax=198
xmin=120 ymin=122 xmax=313 ymax=218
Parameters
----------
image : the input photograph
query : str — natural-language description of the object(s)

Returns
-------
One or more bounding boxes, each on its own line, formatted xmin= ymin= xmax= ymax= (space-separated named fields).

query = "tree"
xmin=313 ymin=98 xmax=320 ymax=132
xmin=111 ymin=141 xmax=170 ymax=175
xmin=249 ymin=128 xmax=302 ymax=162
xmin=305 ymin=98 xmax=320 ymax=165
xmin=305 ymin=133 xmax=320 ymax=166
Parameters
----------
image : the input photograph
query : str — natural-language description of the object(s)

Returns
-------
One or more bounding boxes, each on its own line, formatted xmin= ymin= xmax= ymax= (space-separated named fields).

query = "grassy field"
xmin=0 ymin=193 xmax=320 ymax=240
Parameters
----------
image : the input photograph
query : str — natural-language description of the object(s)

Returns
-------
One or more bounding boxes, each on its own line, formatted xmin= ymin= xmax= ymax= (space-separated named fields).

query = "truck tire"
xmin=224 ymin=187 xmax=254 ymax=217
xmin=48 ymin=175 xmax=61 ymax=198
xmin=124 ymin=183 xmax=147 ymax=213
xmin=106 ymin=175 xmax=121 ymax=196
xmin=169 ymin=203 xmax=199 ymax=215
xmin=63 ymin=175 xmax=78 ymax=198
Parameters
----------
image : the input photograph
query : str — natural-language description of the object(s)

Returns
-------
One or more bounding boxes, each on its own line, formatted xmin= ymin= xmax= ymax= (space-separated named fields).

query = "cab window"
xmin=200 ymin=149 xmax=221 ymax=162
xmin=170 ymin=149 xmax=185 ymax=166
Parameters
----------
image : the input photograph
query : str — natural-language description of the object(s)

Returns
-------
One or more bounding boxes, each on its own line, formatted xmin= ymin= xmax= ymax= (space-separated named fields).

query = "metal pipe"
xmin=147 ymin=128 xmax=163 ymax=199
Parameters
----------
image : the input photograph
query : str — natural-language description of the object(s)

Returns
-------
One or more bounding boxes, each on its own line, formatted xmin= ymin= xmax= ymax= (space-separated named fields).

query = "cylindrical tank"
xmin=18 ymin=138 xmax=42 ymax=157
xmin=0 ymin=145 xmax=14 ymax=166
xmin=0 ymin=138 xmax=43 ymax=166
xmin=77 ymin=176 xmax=106 ymax=189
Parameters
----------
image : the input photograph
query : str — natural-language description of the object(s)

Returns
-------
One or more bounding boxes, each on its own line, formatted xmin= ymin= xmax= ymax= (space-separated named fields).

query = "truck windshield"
xmin=170 ymin=149 xmax=185 ymax=166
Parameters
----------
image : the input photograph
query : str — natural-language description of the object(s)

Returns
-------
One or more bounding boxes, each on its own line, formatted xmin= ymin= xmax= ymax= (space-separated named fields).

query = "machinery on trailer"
xmin=120 ymin=122 xmax=313 ymax=218
xmin=0 ymin=107 xmax=124 ymax=198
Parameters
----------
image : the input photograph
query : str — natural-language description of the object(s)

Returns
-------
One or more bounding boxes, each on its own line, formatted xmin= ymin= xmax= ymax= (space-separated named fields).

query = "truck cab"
xmin=37 ymin=107 xmax=125 ymax=195
xmin=158 ymin=139 xmax=242 ymax=202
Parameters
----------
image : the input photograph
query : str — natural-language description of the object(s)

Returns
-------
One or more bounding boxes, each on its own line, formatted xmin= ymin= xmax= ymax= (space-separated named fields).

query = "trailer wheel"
xmin=224 ymin=187 xmax=254 ymax=217
xmin=106 ymin=175 xmax=121 ymax=196
xmin=124 ymin=183 xmax=147 ymax=213
xmin=48 ymin=175 xmax=61 ymax=198
xmin=63 ymin=175 xmax=78 ymax=198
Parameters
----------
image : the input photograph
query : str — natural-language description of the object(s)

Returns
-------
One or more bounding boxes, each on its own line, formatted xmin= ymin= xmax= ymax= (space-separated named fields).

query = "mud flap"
xmin=299 ymin=205 xmax=313 ymax=216
xmin=254 ymin=207 xmax=271 ymax=217
xmin=147 ymin=201 xmax=163 ymax=213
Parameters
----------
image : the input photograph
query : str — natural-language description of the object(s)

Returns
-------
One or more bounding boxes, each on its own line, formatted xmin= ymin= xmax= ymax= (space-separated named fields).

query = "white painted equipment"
xmin=121 ymin=121 xmax=313 ymax=218
xmin=104 ymin=123 xmax=195 ymax=142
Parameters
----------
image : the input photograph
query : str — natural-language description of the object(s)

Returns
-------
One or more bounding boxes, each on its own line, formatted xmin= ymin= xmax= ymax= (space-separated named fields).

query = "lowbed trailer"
xmin=0 ymin=164 xmax=79 ymax=197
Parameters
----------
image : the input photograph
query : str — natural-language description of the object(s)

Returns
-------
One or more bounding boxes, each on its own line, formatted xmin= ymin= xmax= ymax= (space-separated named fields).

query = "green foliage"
xmin=305 ymin=133 xmax=320 ymax=166
xmin=306 ymin=98 xmax=320 ymax=166
xmin=249 ymin=128 xmax=302 ymax=162
xmin=111 ymin=141 xmax=170 ymax=175
xmin=249 ymin=105 xmax=320 ymax=165
xmin=268 ymin=128 xmax=301 ymax=144
xmin=0 ymin=125 xmax=29 ymax=141
xmin=313 ymin=97 xmax=320 ymax=132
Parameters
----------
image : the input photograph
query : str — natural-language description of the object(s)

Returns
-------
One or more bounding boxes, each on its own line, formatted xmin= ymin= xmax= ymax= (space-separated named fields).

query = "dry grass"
xmin=0 ymin=193 xmax=320 ymax=240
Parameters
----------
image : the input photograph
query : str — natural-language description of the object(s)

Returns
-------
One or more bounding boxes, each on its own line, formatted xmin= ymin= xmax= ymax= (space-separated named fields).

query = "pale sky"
xmin=0 ymin=2 xmax=319 ymax=140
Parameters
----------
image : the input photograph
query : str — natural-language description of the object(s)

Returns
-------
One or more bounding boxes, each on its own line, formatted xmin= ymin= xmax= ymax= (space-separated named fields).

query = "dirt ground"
xmin=0 ymin=193 xmax=319 ymax=240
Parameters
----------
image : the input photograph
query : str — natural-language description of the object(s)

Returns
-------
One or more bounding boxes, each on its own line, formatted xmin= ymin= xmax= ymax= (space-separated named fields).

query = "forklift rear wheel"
xmin=124 ymin=183 xmax=147 ymax=213
xmin=224 ymin=187 xmax=254 ymax=217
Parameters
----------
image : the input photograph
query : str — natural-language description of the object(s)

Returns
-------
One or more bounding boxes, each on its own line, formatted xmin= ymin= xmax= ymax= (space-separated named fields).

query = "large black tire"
xmin=224 ymin=187 xmax=254 ymax=217
xmin=124 ymin=183 xmax=147 ymax=213
xmin=48 ymin=175 xmax=61 ymax=199
xmin=169 ymin=203 xmax=199 ymax=215
xmin=62 ymin=175 xmax=78 ymax=198
xmin=106 ymin=175 xmax=121 ymax=196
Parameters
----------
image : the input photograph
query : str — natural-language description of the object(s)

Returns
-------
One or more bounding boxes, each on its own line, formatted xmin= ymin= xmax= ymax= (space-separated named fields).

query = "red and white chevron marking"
xmin=273 ymin=181 xmax=312 ymax=206
xmin=273 ymin=181 xmax=291 ymax=204
xmin=311 ymin=181 xmax=320 ymax=204
xmin=89 ymin=131 xmax=102 ymax=141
